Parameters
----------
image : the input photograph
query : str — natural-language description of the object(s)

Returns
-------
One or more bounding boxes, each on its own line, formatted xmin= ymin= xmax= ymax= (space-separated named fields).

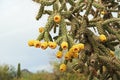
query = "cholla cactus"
xmin=29 ymin=0 xmax=120 ymax=79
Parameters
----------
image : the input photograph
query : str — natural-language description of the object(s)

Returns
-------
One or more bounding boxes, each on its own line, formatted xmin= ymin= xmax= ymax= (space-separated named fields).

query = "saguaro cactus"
xmin=17 ymin=63 xmax=21 ymax=78
xmin=28 ymin=0 xmax=120 ymax=79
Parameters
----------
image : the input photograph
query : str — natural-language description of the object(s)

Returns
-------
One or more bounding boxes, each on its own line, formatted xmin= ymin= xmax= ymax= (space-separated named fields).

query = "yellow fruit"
xmin=34 ymin=40 xmax=41 ymax=48
xmin=28 ymin=40 xmax=35 ymax=46
xmin=102 ymin=66 xmax=107 ymax=73
xmin=109 ymin=50 xmax=115 ymax=57
xmin=40 ymin=42 xmax=48 ymax=50
xmin=99 ymin=34 xmax=107 ymax=42
xmin=60 ymin=64 xmax=67 ymax=72
xmin=48 ymin=42 xmax=57 ymax=49
xmin=77 ymin=43 xmax=85 ymax=50
xmin=39 ymin=27 xmax=44 ymax=33
xmin=54 ymin=14 xmax=61 ymax=23
xmin=56 ymin=51 xmax=63 ymax=58
xmin=69 ymin=48 xmax=73 ymax=53
xmin=61 ymin=41 xmax=68 ymax=50
xmin=68 ymin=49 xmax=74 ymax=56
xmin=101 ymin=11 xmax=106 ymax=15
xmin=71 ymin=45 xmax=80 ymax=53
xmin=73 ymin=52 xmax=79 ymax=58
xmin=64 ymin=52 xmax=71 ymax=60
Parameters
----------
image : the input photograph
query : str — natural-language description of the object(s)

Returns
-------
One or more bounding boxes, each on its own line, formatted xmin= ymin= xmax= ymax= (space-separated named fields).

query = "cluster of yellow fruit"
xmin=28 ymin=14 xmax=85 ymax=72
xmin=28 ymin=39 xmax=85 ymax=72
xmin=56 ymin=42 xmax=84 ymax=59
xmin=28 ymin=40 xmax=57 ymax=50
xmin=28 ymin=14 xmax=61 ymax=47
xmin=57 ymin=42 xmax=85 ymax=72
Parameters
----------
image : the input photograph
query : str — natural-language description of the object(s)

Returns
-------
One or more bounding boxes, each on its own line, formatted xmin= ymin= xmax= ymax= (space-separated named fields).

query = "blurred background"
xmin=0 ymin=0 xmax=56 ymax=72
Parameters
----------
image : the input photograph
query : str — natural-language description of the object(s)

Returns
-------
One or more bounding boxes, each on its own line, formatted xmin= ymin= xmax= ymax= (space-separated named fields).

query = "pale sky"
xmin=0 ymin=0 xmax=57 ymax=72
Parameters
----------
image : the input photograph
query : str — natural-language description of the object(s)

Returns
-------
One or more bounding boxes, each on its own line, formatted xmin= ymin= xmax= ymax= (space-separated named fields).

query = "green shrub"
xmin=0 ymin=64 xmax=16 ymax=80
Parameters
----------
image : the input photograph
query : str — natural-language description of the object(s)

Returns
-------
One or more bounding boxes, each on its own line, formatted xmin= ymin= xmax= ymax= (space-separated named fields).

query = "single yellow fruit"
xmin=28 ymin=40 xmax=35 ymax=46
xmin=109 ymin=50 xmax=115 ymax=57
xmin=48 ymin=42 xmax=57 ymax=49
xmin=73 ymin=52 xmax=79 ymax=58
xmin=77 ymin=43 xmax=85 ymax=50
xmin=101 ymin=11 xmax=106 ymax=15
xmin=68 ymin=49 xmax=74 ymax=56
xmin=39 ymin=27 xmax=44 ymax=33
xmin=102 ymin=66 xmax=107 ymax=73
xmin=64 ymin=52 xmax=71 ymax=60
xmin=54 ymin=14 xmax=61 ymax=23
xmin=34 ymin=40 xmax=41 ymax=48
xmin=61 ymin=41 xmax=68 ymax=50
xmin=69 ymin=48 xmax=73 ymax=53
xmin=60 ymin=64 xmax=67 ymax=72
xmin=56 ymin=51 xmax=63 ymax=58
xmin=40 ymin=42 xmax=48 ymax=50
xmin=99 ymin=34 xmax=107 ymax=42
xmin=71 ymin=45 xmax=80 ymax=53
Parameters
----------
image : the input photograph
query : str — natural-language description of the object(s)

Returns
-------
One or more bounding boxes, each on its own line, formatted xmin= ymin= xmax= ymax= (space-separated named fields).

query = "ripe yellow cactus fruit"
xmin=40 ymin=42 xmax=48 ymax=50
xmin=61 ymin=41 xmax=68 ymax=50
xmin=28 ymin=40 xmax=35 ymax=46
xmin=64 ymin=52 xmax=71 ymax=60
xmin=54 ymin=14 xmax=61 ymax=23
xmin=60 ymin=64 xmax=67 ymax=72
xmin=77 ymin=43 xmax=85 ymax=50
xmin=39 ymin=27 xmax=44 ymax=33
xmin=56 ymin=51 xmax=63 ymax=58
xmin=33 ymin=40 xmax=41 ymax=48
xmin=48 ymin=41 xmax=57 ymax=49
xmin=68 ymin=50 xmax=74 ymax=57
xmin=99 ymin=34 xmax=107 ymax=42
xmin=71 ymin=45 xmax=80 ymax=53
xmin=109 ymin=50 xmax=115 ymax=57
xmin=73 ymin=52 xmax=79 ymax=58
xmin=102 ymin=66 xmax=107 ymax=73
xmin=101 ymin=11 xmax=107 ymax=15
